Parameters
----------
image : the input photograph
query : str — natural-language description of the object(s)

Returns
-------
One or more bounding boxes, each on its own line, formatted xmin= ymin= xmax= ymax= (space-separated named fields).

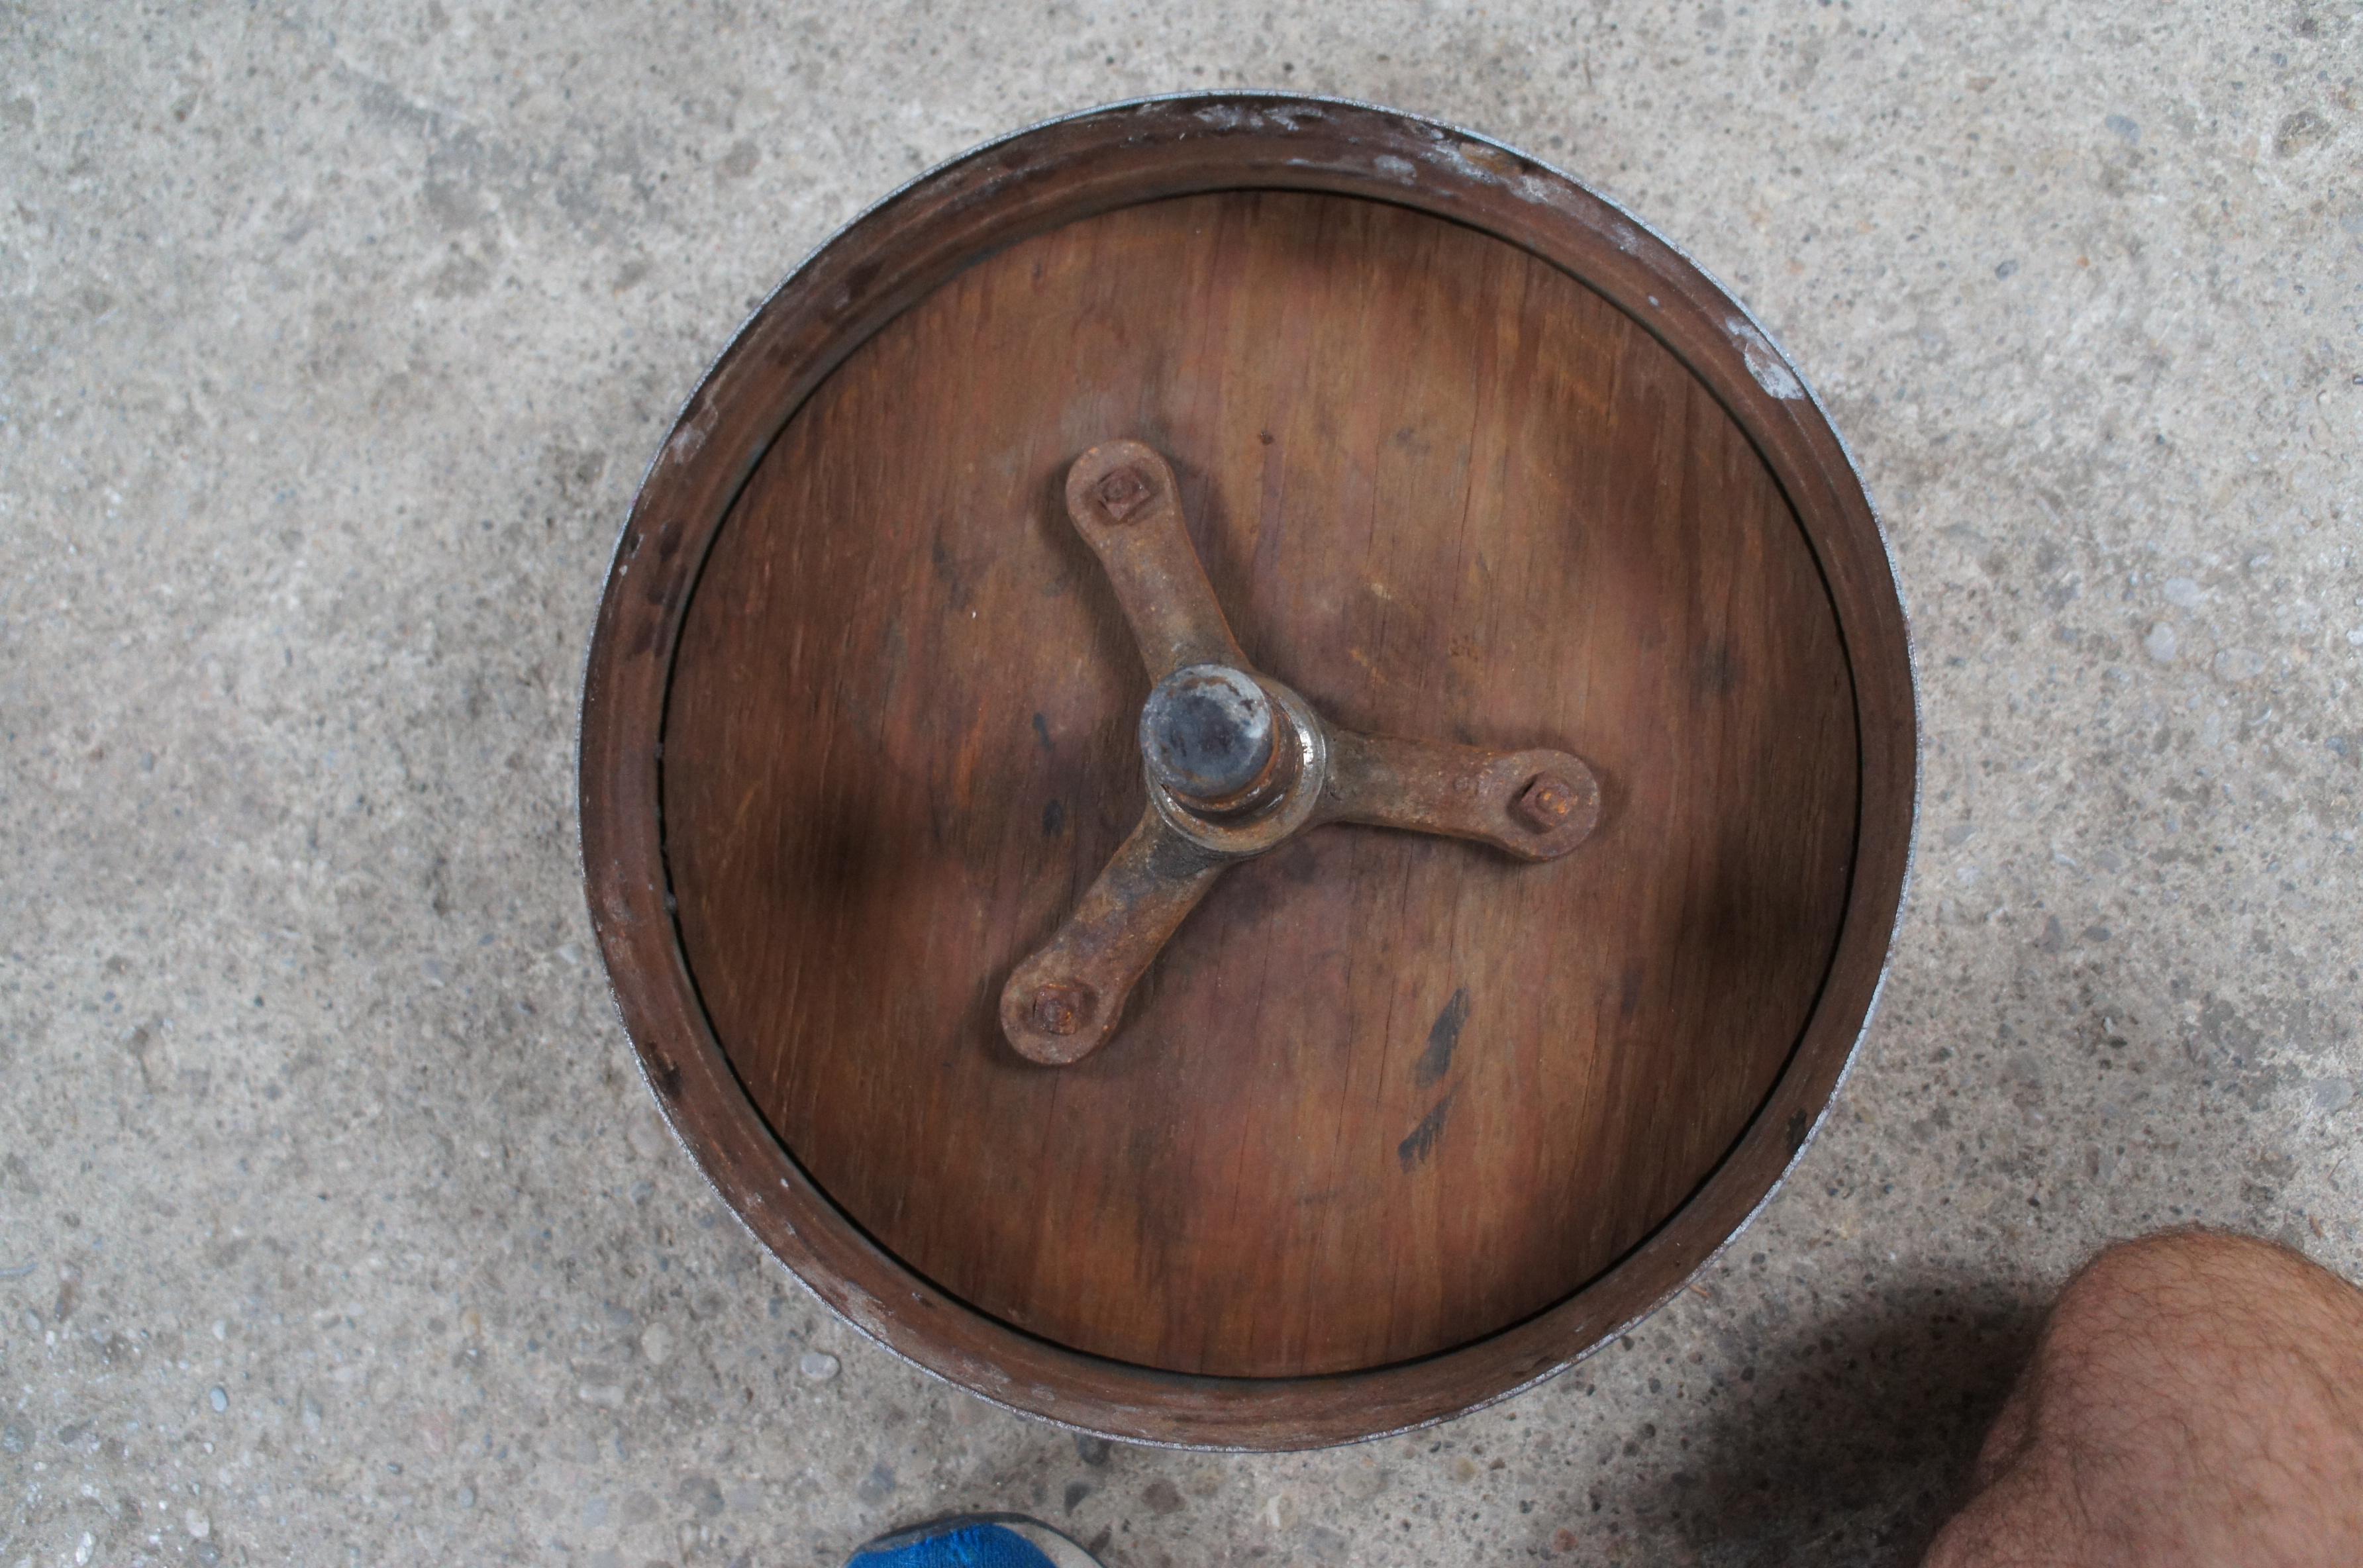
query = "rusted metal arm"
xmin=1315 ymin=731 xmax=1601 ymax=862
xmin=998 ymin=809 xmax=1229 ymax=1065
xmin=1064 ymin=440 xmax=1249 ymax=679
xmin=999 ymin=439 xmax=1606 ymax=1066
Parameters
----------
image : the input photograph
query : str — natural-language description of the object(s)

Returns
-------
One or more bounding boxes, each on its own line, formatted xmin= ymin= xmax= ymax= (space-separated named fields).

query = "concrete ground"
xmin=4 ymin=2 xmax=2358 ymax=1563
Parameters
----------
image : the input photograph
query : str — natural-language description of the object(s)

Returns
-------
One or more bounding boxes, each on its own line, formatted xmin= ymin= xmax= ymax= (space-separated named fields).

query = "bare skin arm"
xmin=1925 ymin=1230 xmax=2363 ymax=1567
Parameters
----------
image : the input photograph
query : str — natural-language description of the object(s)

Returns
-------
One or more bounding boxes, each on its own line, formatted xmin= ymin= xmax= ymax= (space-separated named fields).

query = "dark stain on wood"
xmin=1693 ymin=642 xmax=1741 ymax=701
xmin=1398 ymin=1089 xmax=1460 ymax=1172
xmin=1415 ymin=987 xmax=1473 ymax=1088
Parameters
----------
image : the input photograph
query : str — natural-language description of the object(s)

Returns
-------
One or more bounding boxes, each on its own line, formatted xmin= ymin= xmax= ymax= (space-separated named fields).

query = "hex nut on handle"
xmin=1515 ymin=772 xmax=1584 ymax=834
xmin=1095 ymin=465 xmax=1155 ymax=520
xmin=1028 ymin=981 xmax=1095 ymax=1038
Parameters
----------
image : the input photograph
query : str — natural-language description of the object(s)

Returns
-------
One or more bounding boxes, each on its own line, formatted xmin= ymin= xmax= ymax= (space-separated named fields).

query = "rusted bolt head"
xmin=1515 ymin=772 xmax=1581 ymax=833
xmin=1095 ymin=465 xmax=1154 ymax=520
xmin=1029 ymin=981 xmax=1096 ymax=1037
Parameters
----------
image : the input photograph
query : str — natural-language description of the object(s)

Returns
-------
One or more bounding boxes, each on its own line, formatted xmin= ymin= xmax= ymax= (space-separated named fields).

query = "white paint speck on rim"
xmin=1724 ymin=315 xmax=1808 ymax=400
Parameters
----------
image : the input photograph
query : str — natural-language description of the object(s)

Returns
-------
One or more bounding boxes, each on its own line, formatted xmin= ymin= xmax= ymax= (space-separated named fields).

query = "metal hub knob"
xmin=1140 ymin=664 xmax=1289 ymax=816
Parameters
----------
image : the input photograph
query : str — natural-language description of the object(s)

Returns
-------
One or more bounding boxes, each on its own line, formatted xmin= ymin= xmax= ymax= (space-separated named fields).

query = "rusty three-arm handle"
xmin=999 ymin=440 xmax=1603 ymax=1065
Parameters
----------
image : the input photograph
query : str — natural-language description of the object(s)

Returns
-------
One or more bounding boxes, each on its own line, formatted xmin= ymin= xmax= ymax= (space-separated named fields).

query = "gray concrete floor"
xmin=4 ymin=2 xmax=2359 ymax=1563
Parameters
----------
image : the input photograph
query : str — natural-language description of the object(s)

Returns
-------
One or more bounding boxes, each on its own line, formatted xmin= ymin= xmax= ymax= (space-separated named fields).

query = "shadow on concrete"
xmin=1630 ymin=1271 xmax=2045 ymax=1567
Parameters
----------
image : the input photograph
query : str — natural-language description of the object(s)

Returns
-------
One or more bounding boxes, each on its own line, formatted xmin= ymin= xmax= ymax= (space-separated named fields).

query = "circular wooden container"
xmin=581 ymin=95 xmax=1915 ymax=1449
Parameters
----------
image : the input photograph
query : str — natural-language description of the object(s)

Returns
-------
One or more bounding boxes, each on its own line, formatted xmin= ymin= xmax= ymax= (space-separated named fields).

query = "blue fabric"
xmin=847 ymin=1522 xmax=1060 ymax=1568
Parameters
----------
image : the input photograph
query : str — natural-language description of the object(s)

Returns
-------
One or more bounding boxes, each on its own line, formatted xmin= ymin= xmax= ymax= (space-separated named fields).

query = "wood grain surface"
xmin=659 ymin=190 xmax=1858 ymax=1378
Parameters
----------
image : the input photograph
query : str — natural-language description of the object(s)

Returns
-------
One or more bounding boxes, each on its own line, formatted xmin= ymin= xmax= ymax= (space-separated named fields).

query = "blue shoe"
xmin=845 ymin=1512 xmax=1103 ymax=1568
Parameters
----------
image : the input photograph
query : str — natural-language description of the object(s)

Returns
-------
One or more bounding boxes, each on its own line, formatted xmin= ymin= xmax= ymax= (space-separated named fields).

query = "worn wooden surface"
xmin=661 ymin=189 xmax=1858 ymax=1377
xmin=583 ymin=96 xmax=1915 ymax=1444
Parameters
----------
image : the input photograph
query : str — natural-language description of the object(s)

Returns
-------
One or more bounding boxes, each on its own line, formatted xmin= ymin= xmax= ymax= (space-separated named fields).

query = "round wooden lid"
xmin=582 ymin=96 xmax=1915 ymax=1447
